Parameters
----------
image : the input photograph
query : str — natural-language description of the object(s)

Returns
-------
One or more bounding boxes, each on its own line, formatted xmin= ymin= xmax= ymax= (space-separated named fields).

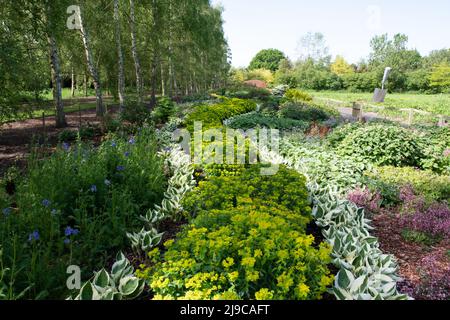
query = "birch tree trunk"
xmin=77 ymin=10 xmax=104 ymax=117
xmin=129 ymin=0 xmax=143 ymax=104
xmin=84 ymin=72 xmax=88 ymax=97
xmin=71 ymin=66 xmax=75 ymax=98
xmin=114 ymin=0 xmax=125 ymax=112
xmin=48 ymin=34 xmax=67 ymax=128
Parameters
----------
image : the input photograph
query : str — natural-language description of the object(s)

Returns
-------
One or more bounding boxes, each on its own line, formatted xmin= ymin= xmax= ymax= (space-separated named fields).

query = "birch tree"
xmin=114 ymin=0 xmax=126 ymax=111
xmin=77 ymin=6 xmax=104 ymax=117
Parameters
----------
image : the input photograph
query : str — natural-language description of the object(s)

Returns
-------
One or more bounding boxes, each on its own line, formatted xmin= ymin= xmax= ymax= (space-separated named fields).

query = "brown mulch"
xmin=371 ymin=211 xmax=450 ymax=298
xmin=0 ymin=106 xmax=119 ymax=175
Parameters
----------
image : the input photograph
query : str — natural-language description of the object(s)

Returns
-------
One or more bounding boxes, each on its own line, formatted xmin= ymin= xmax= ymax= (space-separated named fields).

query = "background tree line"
xmin=236 ymin=32 xmax=450 ymax=94
xmin=0 ymin=0 xmax=230 ymax=126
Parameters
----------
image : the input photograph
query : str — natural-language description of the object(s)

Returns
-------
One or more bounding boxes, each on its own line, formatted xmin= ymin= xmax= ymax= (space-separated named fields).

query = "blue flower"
xmin=28 ymin=230 xmax=40 ymax=242
xmin=62 ymin=142 xmax=70 ymax=151
xmin=2 ymin=208 xmax=11 ymax=216
xmin=90 ymin=185 xmax=97 ymax=193
xmin=104 ymin=179 xmax=111 ymax=186
xmin=42 ymin=199 xmax=51 ymax=207
xmin=116 ymin=165 xmax=125 ymax=172
xmin=124 ymin=151 xmax=130 ymax=157
xmin=111 ymin=141 xmax=117 ymax=147
xmin=64 ymin=238 xmax=71 ymax=244
xmin=65 ymin=226 xmax=80 ymax=237
xmin=128 ymin=137 xmax=136 ymax=145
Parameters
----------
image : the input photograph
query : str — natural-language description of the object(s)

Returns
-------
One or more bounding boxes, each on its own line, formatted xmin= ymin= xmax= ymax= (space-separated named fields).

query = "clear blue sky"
xmin=212 ymin=0 xmax=450 ymax=67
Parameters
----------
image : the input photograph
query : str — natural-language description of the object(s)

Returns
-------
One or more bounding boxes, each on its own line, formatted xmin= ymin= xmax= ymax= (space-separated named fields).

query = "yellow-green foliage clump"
xmin=137 ymin=166 xmax=334 ymax=300
xmin=185 ymin=97 xmax=256 ymax=131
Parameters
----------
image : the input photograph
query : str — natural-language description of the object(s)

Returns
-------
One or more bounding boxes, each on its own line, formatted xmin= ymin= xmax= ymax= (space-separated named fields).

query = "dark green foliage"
xmin=226 ymin=112 xmax=309 ymax=131
xmin=279 ymin=102 xmax=330 ymax=122
xmin=185 ymin=98 xmax=257 ymax=131
xmin=338 ymin=125 xmax=425 ymax=167
xmin=152 ymin=97 xmax=176 ymax=125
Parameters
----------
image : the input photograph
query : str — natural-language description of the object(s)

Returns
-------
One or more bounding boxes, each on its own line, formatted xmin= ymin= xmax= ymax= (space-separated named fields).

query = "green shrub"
xmin=279 ymin=102 xmax=330 ymax=122
xmin=120 ymin=101 xmax=151 ymax=126
xmin=58 ymin=125 xmax=100 ymax=142
xmin=183 ymin=165 xmax=312 ymax=217
xmin=325 ymin=123 xmax=364 ymax=148
xmin=418 ymin=126 xmax=450 ymax=174
xmin=338 ymin=125 xmax=424 ymax=167
xmin=367 ymin=166 xmax=450 ymax=202
xmin=226 ymin=112 xmax=309 ymax=131
xmin=219 ymin=86 xmax=272 ymax=101
xmin=284 ymin=89 xmax=313 ymax=103
xmin=139 ymin=166 xmax=333 ymax=300
xmin=185 ymin=98 xmax=256 ymax=131
xmin=151 ymin=97 xmax=176 ymax=125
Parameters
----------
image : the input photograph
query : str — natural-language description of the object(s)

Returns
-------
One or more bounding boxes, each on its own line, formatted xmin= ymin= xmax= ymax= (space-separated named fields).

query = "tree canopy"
xmin=248 ymin=49 xmax=286 ymax=72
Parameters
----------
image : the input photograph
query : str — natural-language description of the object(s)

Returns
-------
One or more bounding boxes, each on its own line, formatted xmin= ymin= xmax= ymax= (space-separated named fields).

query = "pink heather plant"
xmin=415 ymin=253 xmax=450 ymax=300
xmin=347 ymin=187 xmax=382 ymax=213
xmin=399 ymin=185 xmax=425 ymax=215
xmin=401 ymin=203 xmax=450 ymax=239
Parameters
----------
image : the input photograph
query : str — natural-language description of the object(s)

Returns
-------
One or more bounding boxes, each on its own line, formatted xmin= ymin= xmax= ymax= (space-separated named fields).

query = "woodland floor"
xmin=0 ymin=105 xmax=119 ymax=175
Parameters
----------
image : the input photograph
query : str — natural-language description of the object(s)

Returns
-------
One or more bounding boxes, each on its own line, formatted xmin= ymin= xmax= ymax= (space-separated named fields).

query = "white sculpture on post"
xmin=373 ymin=67 xmax=392 ymax=102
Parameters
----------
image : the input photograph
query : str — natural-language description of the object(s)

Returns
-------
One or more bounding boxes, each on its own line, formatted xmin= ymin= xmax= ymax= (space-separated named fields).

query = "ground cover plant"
xmin=138 ymin=165 xmax=334 ymax=300
xmin=0 ymin=127 xmax=167 ymax=299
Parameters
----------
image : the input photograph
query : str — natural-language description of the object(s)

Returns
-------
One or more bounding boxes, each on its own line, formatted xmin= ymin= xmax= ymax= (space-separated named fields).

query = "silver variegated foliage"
xmin=258 ymin=136 xmax=412 ymax=300
xmin=70 ymin=252 xmax=144 ymax=300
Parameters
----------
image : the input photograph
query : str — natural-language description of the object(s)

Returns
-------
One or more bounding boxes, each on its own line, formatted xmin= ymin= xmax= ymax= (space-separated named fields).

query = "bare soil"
xmin=371 ymin=211 xmax=450 ymax=299
xmin=0 ymin=106 xmax=119 ymax=175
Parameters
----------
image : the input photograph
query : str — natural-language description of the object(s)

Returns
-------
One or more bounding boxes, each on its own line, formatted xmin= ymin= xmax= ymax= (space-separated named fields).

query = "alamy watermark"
xmin=173 ymin=122 xmax=280 ymax=176
xmin=66 ymin=5 xmax=81 ymax=30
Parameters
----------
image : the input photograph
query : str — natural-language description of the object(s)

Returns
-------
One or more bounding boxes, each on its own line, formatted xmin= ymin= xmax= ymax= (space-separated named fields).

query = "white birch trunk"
xmin=129 ymin=0 xmax=143 ymax=104
xmin=77 ymin=10 xmax=104 ymax=116
xmin=114 ymin=0 xmax=125 ymax=111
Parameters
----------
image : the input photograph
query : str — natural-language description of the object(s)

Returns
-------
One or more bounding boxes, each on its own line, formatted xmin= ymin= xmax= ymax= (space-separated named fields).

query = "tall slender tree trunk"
xmin=149 ymin=0 xmax=159 ymax=108
xmin=84 ymin=72 xmax=88 ymax=97
xmin=71 ymin=66 xmax=75 ymax=97
xmin=129 ymin=0 xmax=143 ymax=104
xmin=114 ymin=0 xmax=125 ymax=112
xmin=161 ymin=64 xmax=165 ymax=97
xmin=48 ymin=34 xmax=67 ymax=128
xmin=78 ymin=11 xmax=104 ymax=117
xmin=150 ymin=53 xmax=158 ymax=108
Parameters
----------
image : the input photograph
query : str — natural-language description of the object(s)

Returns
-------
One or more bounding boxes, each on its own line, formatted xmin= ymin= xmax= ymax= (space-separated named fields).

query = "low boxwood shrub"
xmin=338 ymin=125 xmax=424 ymax=167
xmin=139 ymin=165 xmax=333 ymax=300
